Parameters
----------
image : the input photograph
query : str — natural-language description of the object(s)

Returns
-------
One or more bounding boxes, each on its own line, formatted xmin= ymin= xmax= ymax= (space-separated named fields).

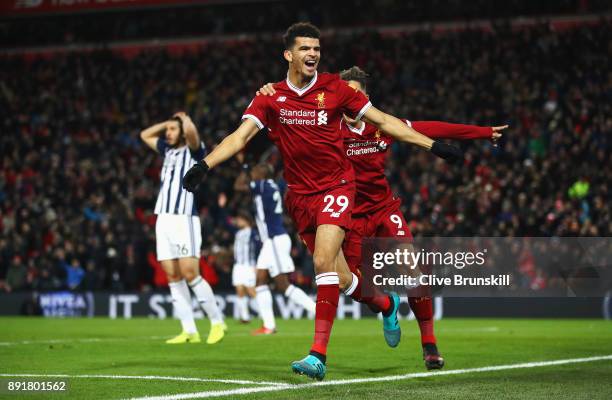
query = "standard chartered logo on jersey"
xmin=279 ymin=109 xmax=328 ymax=126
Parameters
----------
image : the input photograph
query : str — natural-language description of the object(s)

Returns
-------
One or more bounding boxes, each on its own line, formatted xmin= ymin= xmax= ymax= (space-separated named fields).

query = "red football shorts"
xmin=343 ymin=199 xmax=413 ymax=273
xmin=285 ymin=183 xmax=355 ymax=254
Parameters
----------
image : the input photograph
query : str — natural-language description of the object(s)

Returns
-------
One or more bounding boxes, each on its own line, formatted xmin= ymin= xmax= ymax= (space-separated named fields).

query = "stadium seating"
xmin=0 ymin=20 xmax=610 ymax=291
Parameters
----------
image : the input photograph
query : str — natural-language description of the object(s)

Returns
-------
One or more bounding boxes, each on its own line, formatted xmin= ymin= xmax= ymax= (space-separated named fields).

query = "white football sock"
xmin=238 ymin=296 xmax=250 ymax=321
xmin=168 ymin=280 xmax=197 ymax=334
xmin=189 ymin=276 xmax=224 ymax=325
xmin=285 ymin=284 xmax=316 ymax=313
xmin=255 ymin=285 xmax=276 ymax=330
xmin=343 ymin=273 xmax=359 ymax=296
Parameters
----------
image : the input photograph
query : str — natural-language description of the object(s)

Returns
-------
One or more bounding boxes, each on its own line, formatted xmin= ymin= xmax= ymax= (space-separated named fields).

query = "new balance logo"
xmin=276 ymin=96 xmax=287 ymax=102
xmin=317 ymin=110 xmax=328 ymax=125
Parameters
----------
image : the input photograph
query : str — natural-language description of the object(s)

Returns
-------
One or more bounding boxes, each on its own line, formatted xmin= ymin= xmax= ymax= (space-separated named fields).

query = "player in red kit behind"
xmin=258 ymin=65 xmax=507 ymax=370
xmin=182 ymin=22 xmax=463 ymax=380
xmin=338 ymin=66 xmax=507 ymax=370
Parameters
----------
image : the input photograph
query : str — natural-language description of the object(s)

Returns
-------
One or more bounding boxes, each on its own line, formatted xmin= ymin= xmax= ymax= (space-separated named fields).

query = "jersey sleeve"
xmin=156 ymin=138 xmax=169 ymax=156
xmin=251 ymin=229 xmax=262 ymax=254
xmin=407 ymin=120 xmax=492 ymax=140
xmin=241 ymin=95 xmax=269 ymax=130
xmin=336 ymin=78 xmax=372 ymax=121
xmin=189 ymin=142 xmax=206 ymax=161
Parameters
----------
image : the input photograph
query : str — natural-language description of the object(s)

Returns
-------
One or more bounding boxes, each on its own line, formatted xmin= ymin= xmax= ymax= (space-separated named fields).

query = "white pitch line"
xmin=0 ymin=373 xmax=284 ymax=387
xmin=0 ymin=336 xmax=170 ymax=346
xmin=0 ymin=327 xmax=502 ymax=346
xmin=128 ymin=354 xmax=612 ymax=400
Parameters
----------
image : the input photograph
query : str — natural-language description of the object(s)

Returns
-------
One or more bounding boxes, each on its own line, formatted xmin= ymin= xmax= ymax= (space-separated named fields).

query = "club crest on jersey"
xmin=374 ymin=129 xmax=387 ymax=150
xmin=316 ymin=92 xmax=326 ymax=109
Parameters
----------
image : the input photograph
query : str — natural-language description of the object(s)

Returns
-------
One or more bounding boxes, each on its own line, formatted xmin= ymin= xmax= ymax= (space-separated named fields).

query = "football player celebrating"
xmin=338 ymin=66 xmax=506 ymax=369
xmin=183 ymin=22 xmax=462 ymax=380
xmin=257 ymin=65 xmax=506 ymax=370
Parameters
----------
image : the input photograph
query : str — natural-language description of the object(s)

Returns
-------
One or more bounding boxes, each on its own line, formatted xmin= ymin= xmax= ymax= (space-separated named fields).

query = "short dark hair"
xmin=283 ymin=22 xmax=321 ymax=49
xmin=169 ymin=116 xmax=184 ymax=137
xmin=254 ymin=162 xmax=274 ymax=179
xmin=340 ymin=66 xmax=369 ymax=92
xmin=236 ymin=210 xmax=253 ymax=225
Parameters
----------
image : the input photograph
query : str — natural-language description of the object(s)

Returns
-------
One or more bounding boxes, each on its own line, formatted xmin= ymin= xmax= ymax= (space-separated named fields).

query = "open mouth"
xmin=304 ymin=60 xmax=317 ymax=72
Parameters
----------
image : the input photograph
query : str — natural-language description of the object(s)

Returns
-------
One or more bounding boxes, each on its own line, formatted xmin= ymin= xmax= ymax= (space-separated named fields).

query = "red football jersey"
xmin=342 ymin=119 xmax=396 ymax=216
xmin=242 ymin=72 xmax=371 ymax=195
xmin=342 ymin=119 xmax=492 ymax=215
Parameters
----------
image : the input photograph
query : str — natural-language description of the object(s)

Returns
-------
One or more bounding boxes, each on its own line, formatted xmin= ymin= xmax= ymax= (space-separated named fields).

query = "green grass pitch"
xmin=0 ymin=317 xmax=611 ymax=399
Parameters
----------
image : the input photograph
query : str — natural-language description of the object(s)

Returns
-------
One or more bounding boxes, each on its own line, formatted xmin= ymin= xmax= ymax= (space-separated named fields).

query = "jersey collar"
xmin=286 ymin=71 xmax=318 ymax=96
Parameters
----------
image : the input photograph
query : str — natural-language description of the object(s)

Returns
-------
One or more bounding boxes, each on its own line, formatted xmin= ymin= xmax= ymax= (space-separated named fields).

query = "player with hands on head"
xmin=141 ymin=112 xmax=226 ymax=345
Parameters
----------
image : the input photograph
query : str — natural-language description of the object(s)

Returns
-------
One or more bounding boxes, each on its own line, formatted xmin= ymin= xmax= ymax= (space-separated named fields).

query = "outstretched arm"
xmin=182 ymin=119 xmax=260 ymax=192
xmin=140 ymin=121 xmax=167 ymax=152
xmin=409 ymin=121 xmax=507 ymax=142
xmin=362 ymin=106 xmax=465 ymax=161
xmin=362 ymin=106 xmax=434 ymax=149
xmin=203 ymin=119 xmax=260 ymax=169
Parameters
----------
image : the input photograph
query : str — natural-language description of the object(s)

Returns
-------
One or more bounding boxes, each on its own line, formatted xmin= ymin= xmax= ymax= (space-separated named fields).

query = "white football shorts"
xmin=256 ymin=233 xmax=295 ymax=278
xmin=155 ymin=213 xmax=201 ymax=261
xmin=232 ymin=264 xmax=256 ymax=287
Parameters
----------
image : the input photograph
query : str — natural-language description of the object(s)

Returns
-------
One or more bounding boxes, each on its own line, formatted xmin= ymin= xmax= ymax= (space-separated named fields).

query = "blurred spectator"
xmin=6 ymin=256 xmax=27 ymax=292
xmin=568 ymin=178 xmax=590 ymax=199
xmin=82 ymin=260 xmax=101 ymax=291
xmin=64 ymin=258 xmax=85 ymax=290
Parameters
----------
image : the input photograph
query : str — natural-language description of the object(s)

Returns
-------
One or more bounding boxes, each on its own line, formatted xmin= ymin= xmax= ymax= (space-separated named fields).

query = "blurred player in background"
xmin=140 ymin=112 xmax=226 ymax=344
xmin=258 ymin=65 xmax=507 ymax=369
xmin=183 ymin=22 xmax=462 ymax=380
xmin=236 ymin=163 xmax=316 ymax=335
xmin=231 ymin=210 xmax=259 ymax=323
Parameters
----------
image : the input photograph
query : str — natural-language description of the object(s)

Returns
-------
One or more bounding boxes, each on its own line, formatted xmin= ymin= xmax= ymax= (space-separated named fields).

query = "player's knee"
xmin=274 ymin=277 xmax=289 ymax=293
xmin=166 ymin=271 xmax=181 ymax=282
xmin=256 ymin=270 xmax=269 ymax=286
xmin=313 ymin=252 xmax=334 ymax=273
xmin=181 ymin=269 xmax=198 ymax=282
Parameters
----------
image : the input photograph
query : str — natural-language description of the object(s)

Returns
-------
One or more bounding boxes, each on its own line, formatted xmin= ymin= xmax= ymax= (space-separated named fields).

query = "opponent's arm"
xmin=140 ymin=121 xmax=167 ymax=152
xmin=182 ymin=119 xmax=260 ymax=192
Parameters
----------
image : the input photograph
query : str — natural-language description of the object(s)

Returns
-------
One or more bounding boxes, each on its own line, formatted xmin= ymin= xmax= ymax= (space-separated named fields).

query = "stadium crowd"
xmin=2 ymin=0 xmax=607 ymax=49
xmin=0 ymin=20 xmax=610 ymax=292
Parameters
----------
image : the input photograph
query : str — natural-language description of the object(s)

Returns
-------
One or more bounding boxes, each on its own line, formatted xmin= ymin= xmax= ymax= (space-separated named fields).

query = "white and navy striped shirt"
xmin=233 ymin=227 xmax=260 ymax=267
xmin=250 ymin=179 xmax=287 ymax=241
xmin=154 ymin=139 xmax=206 ymax=216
